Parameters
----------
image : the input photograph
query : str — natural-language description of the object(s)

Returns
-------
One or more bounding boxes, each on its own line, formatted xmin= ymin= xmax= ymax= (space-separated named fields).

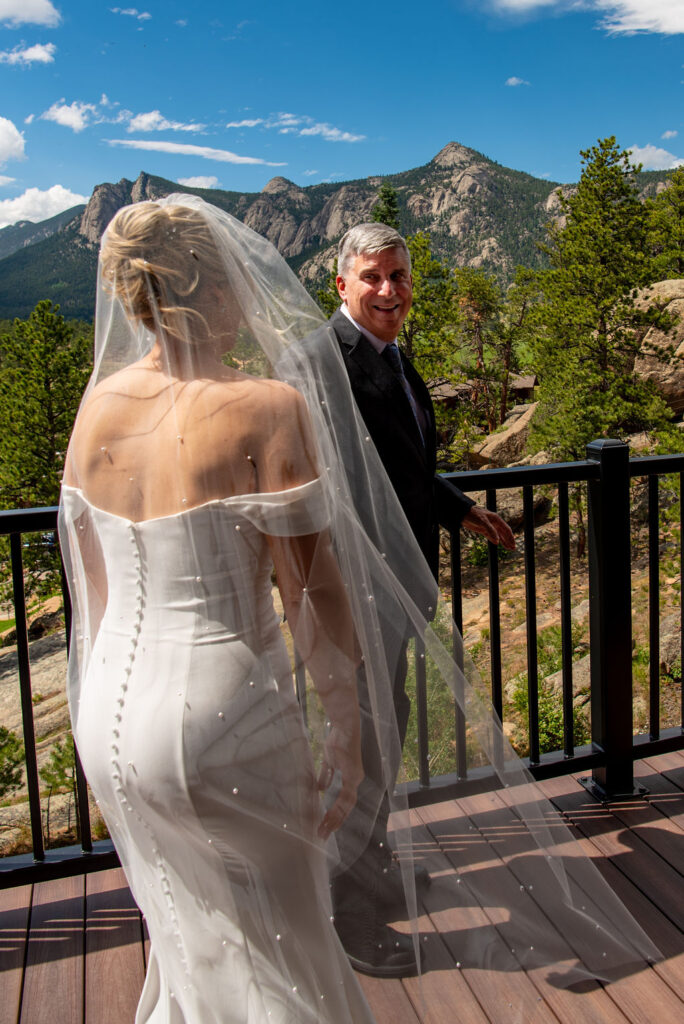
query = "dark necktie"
xmin=382 ymin=343 xmax=425 ymax=443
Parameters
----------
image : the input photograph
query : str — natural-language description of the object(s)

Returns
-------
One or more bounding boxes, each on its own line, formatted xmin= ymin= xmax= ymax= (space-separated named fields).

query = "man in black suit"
xmin=320 ymin=224 xmax=514 ymax=977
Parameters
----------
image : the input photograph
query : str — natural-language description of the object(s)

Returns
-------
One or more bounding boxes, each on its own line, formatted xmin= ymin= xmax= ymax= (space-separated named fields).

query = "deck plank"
xmin=20 ymin=874 xmax=85 ymax=1024
xmin=541 ymin=773 xmax=684 ymax=934
xmin=0 ymin=883 xmax=32 ymax=1024
xmin=415 ymin=800 xmax=563 ymax=1023
xmin=539 ymin=774 xmax=684 ymax=1023
xmin=357 ymin=975 xmax=421 ymax=1023
xmin=85 ymin=868 xmax=145 ymax=1024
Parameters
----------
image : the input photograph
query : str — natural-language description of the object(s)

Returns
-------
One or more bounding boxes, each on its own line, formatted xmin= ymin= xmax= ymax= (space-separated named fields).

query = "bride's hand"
xmin=316 ymin=725 xmax=363 ymax=840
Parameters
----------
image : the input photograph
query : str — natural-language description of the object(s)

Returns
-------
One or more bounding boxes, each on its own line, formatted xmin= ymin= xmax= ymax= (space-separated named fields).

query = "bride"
xmin=60 ymin=194 xmax=660 ymax=1024
xmin=60 ymin=198 xmax=378 ymax=1022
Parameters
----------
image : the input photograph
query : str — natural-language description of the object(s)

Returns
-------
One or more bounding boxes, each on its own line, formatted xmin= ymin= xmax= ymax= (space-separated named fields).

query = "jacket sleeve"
xmin=433 ymin=473 xmax=476 ymax=531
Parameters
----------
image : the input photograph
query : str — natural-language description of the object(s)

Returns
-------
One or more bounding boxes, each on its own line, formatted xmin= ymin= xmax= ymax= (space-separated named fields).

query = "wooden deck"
xmin=3 ymin=751 xmax=684 ymax=1024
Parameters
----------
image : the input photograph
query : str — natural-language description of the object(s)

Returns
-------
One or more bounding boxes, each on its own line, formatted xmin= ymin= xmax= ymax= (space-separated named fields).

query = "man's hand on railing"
xmin=462 ymin=506 xmax=516 ymax=551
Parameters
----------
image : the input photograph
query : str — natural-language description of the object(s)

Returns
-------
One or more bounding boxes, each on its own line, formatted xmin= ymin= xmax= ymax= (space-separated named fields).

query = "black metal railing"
xmin=405 ymin=438 xmax=684 ymax=807
xmin=2 ymin=438 xmax=684 ymax=884
xmin=0 ymin=506 xmax=117 ymax=887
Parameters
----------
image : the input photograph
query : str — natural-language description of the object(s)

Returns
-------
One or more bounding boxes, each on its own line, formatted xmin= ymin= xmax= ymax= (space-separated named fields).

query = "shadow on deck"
xmin=3 ymin=752 xmax=684 ymax=1024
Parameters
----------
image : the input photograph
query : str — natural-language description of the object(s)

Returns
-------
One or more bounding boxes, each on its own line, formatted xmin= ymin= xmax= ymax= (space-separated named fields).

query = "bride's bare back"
xmin=66 ymin=354 xmax=319 ymax=523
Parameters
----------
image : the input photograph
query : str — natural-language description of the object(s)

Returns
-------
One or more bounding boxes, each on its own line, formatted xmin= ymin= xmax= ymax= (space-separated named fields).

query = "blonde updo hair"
xmin=100 ymin=201 xmax=227 ymax=345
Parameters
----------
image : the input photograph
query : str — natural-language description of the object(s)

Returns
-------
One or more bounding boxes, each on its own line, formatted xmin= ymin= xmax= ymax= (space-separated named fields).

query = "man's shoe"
xmin=336 ymin=918 xmax=422 ymax=978
xmin=376 ymin=859 xmax=431 ymax=909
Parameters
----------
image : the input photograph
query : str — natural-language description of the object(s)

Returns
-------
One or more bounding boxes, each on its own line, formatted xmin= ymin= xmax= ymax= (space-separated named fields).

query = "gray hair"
xmin=337 ymin=223 xmax=411 ymax=279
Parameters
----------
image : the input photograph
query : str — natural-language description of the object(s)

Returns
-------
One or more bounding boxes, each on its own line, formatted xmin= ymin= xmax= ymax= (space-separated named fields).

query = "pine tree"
xmin=371 ymin=182 xmax=400 ymax=231
xmin=0 ymin=301 xmax=92 ymax=599
xmin=400 ymin=233 xmax=457 ymax=374
xmin=0 ymin=727 xmax=24 ymax=799
xmin=316 ymin=258 xmax=341 ymax=318
xmin=646 ymin=166 xmax=684 ymax=280
xmin=0 ymin=301 xmax=91 ymax=509
xmin=530 ymin=137 xmax=672 ymax=464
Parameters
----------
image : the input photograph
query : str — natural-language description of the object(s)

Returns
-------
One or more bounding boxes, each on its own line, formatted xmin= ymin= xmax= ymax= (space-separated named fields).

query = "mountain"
xmin=0 ymin=204 xmax=86 ymax=262
xmin=0 ymin=142 xmax=676 ymax=321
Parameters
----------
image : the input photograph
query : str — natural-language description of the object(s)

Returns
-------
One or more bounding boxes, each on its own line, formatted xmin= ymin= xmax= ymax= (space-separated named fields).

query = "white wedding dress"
xmin=62 ymin=478 xmax=376 ymax=1024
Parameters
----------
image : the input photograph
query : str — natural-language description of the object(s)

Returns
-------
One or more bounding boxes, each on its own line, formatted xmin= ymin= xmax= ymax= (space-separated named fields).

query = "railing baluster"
xmin=648 ymin=476 xmax=661 ymax=741
xmin=9 ymin=533 xmax=44 ymax=862
xmin=294 ymin=653 xmax=308 ymax=728
xmin=450 ymin=528 xmax=467 ymax=779
xmin=415 ymin=637 xmax=430 ymax=787
xmin=485 ymin=489 xmax=504 ymax=773
xmin=486 ymin=489 xmax=502 ymax=720
xmin=59 ymin=552 xmax=92 ymax=854
xmin=558 ymin=483 xmax=575 ymax=756
xmin=523 ymin=486 xmax=540 ymax=765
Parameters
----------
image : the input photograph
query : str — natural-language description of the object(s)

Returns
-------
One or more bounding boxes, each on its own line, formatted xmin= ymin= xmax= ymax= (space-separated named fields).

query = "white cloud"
xmin=105 ymin=138 xmax=286 ymax=166
xmin=490 ymin=0 xmax=558 ymax=9
xmin=303 ymin=169 xmax=318 ymax=176
xmin=37 ymin=96 xmax=210 ymax=135
xmin=629 ymin=143 xmax=684 ymax=169
xmin=24 ymin=113 xmax=34 ymax=124
xmin=299 ymin=122 xmax=365 ymax=143
xmin=596 ymin=1 xmax=684 ymax=34
xmin=505 ymin=75 xmax=530 ymax=86
xmin=127 ymin=109 xmax=206 ymax=133
xmin=0 ymin=0 xmax=60 ymax=27
xmin=0 ymin=117 xmax=25 ymax=165
xmin=0 ymin=184 xmax=88 ymax=229
xmin=110 ymin=7 xmax=151 ymax=20
xmin=40 ymin=99 xmax=97 ymax=133
xmin=225 ymin=112 xmax=364 ymax=143
xmin=176 ymin=19 xmax=188 ymax=27
xmin=226 ymin=118 xmax=263 ymax=128
xmin=489 ymin=1 xmax=684 ymax=34
xmin=177 ymin=175 xmax=219 ymax=188
xmin=662 ymin=129 xmax=678 ymax=140
xmin=0 ymin=42 xmax=56 ymax=66
xmin=0 ymin=175 xmax=15 ymax=185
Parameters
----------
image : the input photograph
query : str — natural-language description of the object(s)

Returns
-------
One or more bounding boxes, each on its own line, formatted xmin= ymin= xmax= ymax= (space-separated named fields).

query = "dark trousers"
xmin=331 ymin=639 xmax=410 ymax=921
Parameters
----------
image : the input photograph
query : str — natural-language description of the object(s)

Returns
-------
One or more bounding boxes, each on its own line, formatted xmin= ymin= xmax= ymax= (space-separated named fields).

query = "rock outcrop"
xmin=473 ymin=403 xmax=538 ymax=467
xmin=633 ymin=279 xmax=684 ymax=415
xmin=79 ymin=173 xmax=169 ymax=245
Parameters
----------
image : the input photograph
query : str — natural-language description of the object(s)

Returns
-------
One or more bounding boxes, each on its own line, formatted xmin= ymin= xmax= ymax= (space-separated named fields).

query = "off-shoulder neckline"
xmin=60 ymin=478 xmax=322 ymax=527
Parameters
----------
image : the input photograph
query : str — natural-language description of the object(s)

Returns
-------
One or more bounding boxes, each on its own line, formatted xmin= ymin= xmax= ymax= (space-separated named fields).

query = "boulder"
xmin=473 ymin=402 xmax=538 ymax=467
xmin=659 ymin=613 xmax=681 ymax=676
xmin=633 ymin=279 xmax=684 ymax=415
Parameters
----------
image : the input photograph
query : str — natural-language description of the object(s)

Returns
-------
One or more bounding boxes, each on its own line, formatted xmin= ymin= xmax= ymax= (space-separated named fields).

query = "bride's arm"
xmin=258 ymin=385 xmax=363 ymax=838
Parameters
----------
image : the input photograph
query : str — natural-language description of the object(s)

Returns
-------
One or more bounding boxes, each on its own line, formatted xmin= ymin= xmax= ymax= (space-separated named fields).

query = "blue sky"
xmin=0 ymin=0 xmax=682 ymax=228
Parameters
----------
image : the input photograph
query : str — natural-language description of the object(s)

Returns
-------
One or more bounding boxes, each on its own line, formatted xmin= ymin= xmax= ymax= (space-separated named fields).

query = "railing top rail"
xmin=443 ymin=450 xmax=684 ymax=494
xmin=0 ymin=506 xmax=59 ymax=535
xmin=629 ymin=453 xmax=684 ymax=478
xmin=442 ymin=459 xmax=598 ymax=493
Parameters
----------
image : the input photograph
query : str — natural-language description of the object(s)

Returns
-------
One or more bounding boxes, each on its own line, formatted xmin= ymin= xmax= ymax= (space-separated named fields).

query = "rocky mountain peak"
xmin=261 ymin=176 xmax=300 ymax=196
xmin=432 ymin=142 xmax=480 ymax=170
xmin=79 ymin=177 xmax=134 ymax=245
xmin=78 ymin=172 xmax=176 ymax=245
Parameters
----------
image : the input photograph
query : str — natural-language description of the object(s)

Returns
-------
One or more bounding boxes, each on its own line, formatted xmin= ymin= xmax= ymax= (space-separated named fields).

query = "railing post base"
xmin=578 ymin=776 xmax=648 ymax=803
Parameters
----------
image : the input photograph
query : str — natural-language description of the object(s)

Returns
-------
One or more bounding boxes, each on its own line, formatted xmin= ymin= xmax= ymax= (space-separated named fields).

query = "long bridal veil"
xmin=60 ymin=193 xmax=659 ymax=1021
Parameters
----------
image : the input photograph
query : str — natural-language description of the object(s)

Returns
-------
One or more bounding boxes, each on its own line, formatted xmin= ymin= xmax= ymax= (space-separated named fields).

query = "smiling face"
xmin=336 ymin=247 xmax=413 ymax=343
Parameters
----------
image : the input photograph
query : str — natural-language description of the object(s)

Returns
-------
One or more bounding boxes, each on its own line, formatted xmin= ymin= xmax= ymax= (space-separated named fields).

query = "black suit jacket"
xmin=324 ymin=309 xmax=473 ymax=577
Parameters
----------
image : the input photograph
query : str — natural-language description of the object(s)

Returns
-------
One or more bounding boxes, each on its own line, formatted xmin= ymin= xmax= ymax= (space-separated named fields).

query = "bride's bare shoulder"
xmin=210 ymin=373 xmax=305 ymax=412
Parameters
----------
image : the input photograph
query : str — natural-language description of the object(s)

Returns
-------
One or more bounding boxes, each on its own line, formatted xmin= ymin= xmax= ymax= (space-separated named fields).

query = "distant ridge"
xmin=0 ymin=143 xmax=674 ymax=321
xmin=0 ymin=204 xmax=86 ymax=262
